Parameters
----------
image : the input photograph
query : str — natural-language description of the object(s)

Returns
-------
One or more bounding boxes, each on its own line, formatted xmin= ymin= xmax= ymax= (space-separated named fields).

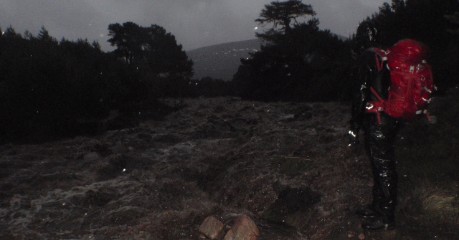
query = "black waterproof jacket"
xmin=350 ymin=48 xmax=392 ymax=133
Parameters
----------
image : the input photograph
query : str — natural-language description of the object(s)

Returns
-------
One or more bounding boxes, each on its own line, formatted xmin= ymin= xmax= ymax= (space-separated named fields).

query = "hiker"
xmin=347 ymin=39 xmax=435 ymax=230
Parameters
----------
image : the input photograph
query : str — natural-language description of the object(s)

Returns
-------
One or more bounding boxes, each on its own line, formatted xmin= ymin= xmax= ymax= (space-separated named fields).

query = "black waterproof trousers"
xmin=363 ymin=113 xmax=400 ymax=223
xmin=350 ymin=48 xmax=401 ymax=223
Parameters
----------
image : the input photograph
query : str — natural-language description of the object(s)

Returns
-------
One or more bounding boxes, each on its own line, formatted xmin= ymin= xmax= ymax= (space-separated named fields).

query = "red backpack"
xmin=367 ymin=39 xmax=436 ymax=123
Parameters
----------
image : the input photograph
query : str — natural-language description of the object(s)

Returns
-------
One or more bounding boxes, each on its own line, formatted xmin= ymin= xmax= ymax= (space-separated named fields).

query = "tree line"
xmin=0 ymin=23 xmax=194 ymax=142
xmin=1 ymin=0 xmax=458 ymax=142
xmin=232 ymin=0 xmax=459 ymax=101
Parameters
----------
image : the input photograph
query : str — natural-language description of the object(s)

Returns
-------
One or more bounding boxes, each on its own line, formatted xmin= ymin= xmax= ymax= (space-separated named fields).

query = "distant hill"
xmin=187 ymin=39 xmax=262 ymax=81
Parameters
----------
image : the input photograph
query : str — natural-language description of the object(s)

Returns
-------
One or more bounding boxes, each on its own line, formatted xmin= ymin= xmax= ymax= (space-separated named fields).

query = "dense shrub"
xmin=188 ymin=77 xmax=234 ymax=98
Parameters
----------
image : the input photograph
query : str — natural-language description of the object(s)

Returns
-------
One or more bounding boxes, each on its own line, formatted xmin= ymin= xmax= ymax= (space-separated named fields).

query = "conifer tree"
xmin=256 ymin=0 xmax=315 ymax=34
xmin=108 ymin=22 xmax=192 ymax=78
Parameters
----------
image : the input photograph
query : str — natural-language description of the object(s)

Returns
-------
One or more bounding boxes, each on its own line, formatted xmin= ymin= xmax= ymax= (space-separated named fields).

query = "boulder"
xmin=222 ymin=229 xmax=234 ymax=240
xmin=224 ymin=214 xmax=260 ymax=240
xmin=199 ymin=216 xmax=225 ymax=240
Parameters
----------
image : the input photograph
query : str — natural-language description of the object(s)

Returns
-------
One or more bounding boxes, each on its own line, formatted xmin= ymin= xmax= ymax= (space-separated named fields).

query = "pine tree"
xmin=255 ymin=0 xmax=315 ymax=34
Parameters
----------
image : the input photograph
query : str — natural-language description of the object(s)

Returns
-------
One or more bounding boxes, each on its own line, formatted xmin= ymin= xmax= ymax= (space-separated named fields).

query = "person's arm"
xmin=348 ymin=51 xmax=374 ymax=145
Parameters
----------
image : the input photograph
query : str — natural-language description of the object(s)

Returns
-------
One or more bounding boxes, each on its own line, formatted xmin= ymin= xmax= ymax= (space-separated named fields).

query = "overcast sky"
xmin=0 ymin=0 xmax=387 ymax=51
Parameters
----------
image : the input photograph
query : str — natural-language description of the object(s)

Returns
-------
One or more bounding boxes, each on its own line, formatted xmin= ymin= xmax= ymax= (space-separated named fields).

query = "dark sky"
xmin=0 ymin=0 xmax=386 ymax=51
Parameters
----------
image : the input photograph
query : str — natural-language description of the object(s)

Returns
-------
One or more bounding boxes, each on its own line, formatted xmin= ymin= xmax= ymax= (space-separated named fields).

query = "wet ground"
xmin=0 ymin=97 xmax=457 ymax=239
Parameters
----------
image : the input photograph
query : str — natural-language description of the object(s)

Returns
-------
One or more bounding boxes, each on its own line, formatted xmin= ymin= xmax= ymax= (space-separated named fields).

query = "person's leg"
xmin=369 ymin=155 xmax=397 ymax=225
xmin=355 ymin=158 xmax=387 ymax=219
xmin=361 ymin=116 xmax=399 ymax=229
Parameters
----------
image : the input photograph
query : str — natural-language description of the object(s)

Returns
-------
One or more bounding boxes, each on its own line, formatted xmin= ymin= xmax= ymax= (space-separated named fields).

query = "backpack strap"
xmin=370 ymin=86 xmax=384 ymax=102
xmin=365 ymin=48 xmax=389 ymax=125
xmin=366 ymin=87 xmax=385 ymax=125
